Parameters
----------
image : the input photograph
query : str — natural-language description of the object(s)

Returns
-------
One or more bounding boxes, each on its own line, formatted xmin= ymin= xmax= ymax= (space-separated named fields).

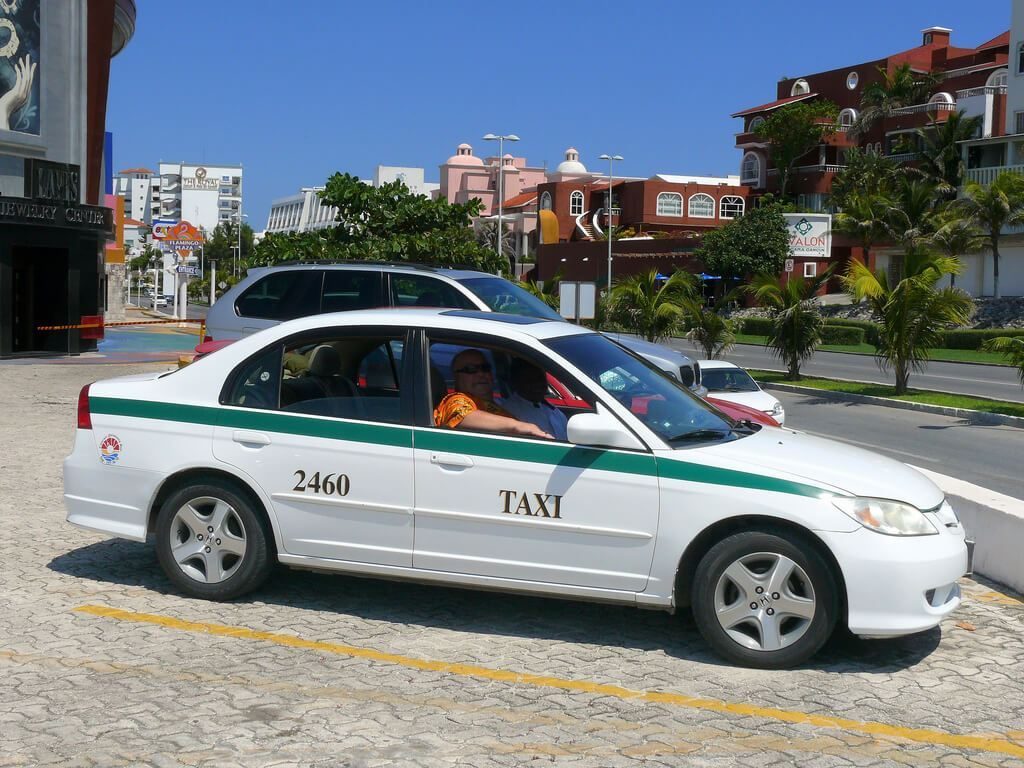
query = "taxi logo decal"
xmin=500 ymin=490 xmax=562 ymax=519
xmin=99 ymin=434 xmax=122 ymax=465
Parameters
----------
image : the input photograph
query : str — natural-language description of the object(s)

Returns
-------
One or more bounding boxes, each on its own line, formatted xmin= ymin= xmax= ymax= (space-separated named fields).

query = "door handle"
xmin=430 ymin=452 xmax=473 ymax=468
xmin=232 ymin=430 xmax=271 ymax=447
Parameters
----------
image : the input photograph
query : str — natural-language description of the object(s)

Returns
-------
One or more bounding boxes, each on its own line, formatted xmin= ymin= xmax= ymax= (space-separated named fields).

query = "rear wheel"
xmin=155 ymin=480 xmax=273 ymax=600
xmin=691 ymin=531 xmax=838 ymax=669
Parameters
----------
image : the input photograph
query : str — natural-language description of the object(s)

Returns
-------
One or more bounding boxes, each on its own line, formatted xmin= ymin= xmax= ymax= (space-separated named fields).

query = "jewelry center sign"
xmin=784 ymin=213 xmax=832 ymax=259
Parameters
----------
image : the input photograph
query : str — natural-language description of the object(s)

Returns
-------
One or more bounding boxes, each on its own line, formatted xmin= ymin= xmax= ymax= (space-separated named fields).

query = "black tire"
xmin=155 ymin=479 xmax=274 ymax=600
xmin=691 ymin=530 xmax=838 ymax=669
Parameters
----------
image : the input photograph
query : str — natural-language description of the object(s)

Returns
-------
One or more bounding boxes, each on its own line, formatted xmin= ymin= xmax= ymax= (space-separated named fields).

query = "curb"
xmin=727 ymin=341 xmax=1015 ymax=369
xmin=760 ymin=381 xmax=1024 ymax=429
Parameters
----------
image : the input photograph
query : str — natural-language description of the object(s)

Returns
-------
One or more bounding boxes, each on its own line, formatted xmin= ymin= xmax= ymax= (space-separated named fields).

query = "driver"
xmin=434 ymin=349 xmax=553 ymax=440
xmin=501 ymin=358 xmax=569 ymax=441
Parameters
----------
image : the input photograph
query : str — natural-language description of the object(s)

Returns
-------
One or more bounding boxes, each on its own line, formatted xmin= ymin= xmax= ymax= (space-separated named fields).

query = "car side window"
xmin=322 ymin=270 xmax=384 ymax=313
xmin=235 ymin=271 xmax=323 ymax=320
xmin=390 ymin=274 xmax=476 ymax=309
xmin=224 ymin=346 xmax=282 ymax=409
xmin=279 ymin=335 xmax=405 ymax=424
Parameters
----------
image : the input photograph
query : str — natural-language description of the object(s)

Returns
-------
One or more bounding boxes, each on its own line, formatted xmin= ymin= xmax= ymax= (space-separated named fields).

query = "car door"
xmin=212 ymin=328 xmax=416 ymax=566
xmin=411 ymin=329 xmax=660 ymax=593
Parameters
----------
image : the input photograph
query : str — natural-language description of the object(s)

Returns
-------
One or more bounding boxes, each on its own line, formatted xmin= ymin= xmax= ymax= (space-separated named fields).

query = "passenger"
xmin=501 ymin=358 xmax=569 ymax=441
xmin=434 ymin=349 xmax=553 ymax=439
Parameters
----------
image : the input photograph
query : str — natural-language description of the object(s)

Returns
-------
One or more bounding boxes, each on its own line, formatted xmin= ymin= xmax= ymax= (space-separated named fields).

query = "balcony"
xmin=890 ymin=101 xmax=957 ymax=117
xmin=964 ymin=164 xmax=1024 ymax=186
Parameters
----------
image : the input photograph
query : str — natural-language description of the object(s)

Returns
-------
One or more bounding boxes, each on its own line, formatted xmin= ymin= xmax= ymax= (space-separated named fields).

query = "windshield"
xmin=457 ymin=276 xmax=564 ymax=321
xmin=546 ymin=333 xmax=739 ymax=445
xmin=702 ymin=368 xmax=759 ymax=393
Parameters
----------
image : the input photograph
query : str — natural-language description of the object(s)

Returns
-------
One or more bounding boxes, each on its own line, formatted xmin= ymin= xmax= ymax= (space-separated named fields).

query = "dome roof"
xmin=446 ymin=143 xmax=483 ymax=166
xmin=556 ymin=147 xmax=587 ymax=175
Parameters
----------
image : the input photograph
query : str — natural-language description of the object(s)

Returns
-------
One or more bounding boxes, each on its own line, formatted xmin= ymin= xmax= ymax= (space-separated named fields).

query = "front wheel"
xmin=691 ymin=531 xmax=838 ymax=669
xmin=155 ymin=479 xmax=274 ymax=600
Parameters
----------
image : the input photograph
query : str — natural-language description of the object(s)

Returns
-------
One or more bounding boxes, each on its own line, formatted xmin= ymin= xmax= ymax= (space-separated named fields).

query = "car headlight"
xmin=832 ymin=497 xmax=938 ymax=536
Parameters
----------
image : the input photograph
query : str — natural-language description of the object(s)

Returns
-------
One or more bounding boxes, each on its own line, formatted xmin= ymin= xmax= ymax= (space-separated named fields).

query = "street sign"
xmin=176 ymin=265 xmax=201 ymax=276
xmin=784 ymin=259 xmax=794 ymax=273
xmin=558 ymin=281 xmax=596 ymax=321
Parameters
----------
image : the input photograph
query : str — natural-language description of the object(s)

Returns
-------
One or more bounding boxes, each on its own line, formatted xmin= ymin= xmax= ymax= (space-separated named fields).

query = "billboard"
xmin=0 ymin=0 xmax=40 ymax=135
xmin=784 ymin=213 xmax=832 ymax=260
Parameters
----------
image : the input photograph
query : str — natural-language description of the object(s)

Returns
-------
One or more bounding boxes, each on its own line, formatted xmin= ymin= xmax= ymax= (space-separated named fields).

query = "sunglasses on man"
xmin=454 ymin=363 xmax=493 ymax=375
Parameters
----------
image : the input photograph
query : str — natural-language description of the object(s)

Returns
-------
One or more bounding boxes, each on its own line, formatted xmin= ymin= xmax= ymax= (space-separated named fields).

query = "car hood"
xmin=705 ymin=389 xmax=778 ymax=413
xmin=685 ymin=427 xmax=943 ymax=509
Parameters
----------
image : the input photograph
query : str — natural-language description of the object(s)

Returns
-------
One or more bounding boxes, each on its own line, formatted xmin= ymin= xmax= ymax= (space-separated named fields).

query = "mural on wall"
xmin=0 ymin=0 xmax=40 ymax=135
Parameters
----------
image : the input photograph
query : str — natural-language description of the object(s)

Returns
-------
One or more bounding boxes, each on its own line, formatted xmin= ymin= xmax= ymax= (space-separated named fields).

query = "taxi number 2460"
xmin=292 ymin=471 xmax=350 ymax=496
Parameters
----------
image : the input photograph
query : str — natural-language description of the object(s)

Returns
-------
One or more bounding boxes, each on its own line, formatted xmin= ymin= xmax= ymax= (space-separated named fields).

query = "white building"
xmin=155 ymin=161 xmax=244 ymax=234
xmin=266 ymin=166 xmax=438 ymax=235
xmin=114 ymin=167 xmax=159 ymax=224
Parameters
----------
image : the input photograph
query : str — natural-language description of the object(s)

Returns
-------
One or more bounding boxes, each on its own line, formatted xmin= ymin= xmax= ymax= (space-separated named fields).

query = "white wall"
xmin=1007 ymin=0 xmax=1024 ymax=135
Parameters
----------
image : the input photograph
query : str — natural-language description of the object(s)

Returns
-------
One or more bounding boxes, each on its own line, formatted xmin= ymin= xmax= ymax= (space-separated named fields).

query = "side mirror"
xmin=567 ymin=404 xmax=644 ymax=451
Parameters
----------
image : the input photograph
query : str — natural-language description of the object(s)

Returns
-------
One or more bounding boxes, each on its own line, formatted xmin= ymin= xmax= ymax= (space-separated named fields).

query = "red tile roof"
xmin=977 ymin=31 xmax=1010 ymax=51
xmin=118 ymin=167 xmax=154 ymax=175
xmin=731 ymin=92 xmax=817 ymax=118
xmin=500 ymin=191 xmax=537 ymax=209
xmin=124 ymin=218 xmax=147 ymax=226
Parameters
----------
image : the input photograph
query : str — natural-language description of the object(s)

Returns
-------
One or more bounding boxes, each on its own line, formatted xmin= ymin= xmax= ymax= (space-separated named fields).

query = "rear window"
xmin=235 ymin=271 xmax=323 ymax=320
xmin=322 ymin=270 xmax=384 ymax=313
xmin=456 ymin=277 xmax=563 ymax=320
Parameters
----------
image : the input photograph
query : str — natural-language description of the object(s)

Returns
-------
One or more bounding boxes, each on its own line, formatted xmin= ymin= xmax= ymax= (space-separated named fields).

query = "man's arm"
xmin=457 ymin=409 xmax=553 ymax=440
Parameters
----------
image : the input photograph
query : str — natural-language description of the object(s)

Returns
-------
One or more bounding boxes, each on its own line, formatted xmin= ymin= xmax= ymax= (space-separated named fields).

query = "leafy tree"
xmin=754 ymin=100 xmax=838 ymax=200
xmin=912 ymin=110 xmax=983 ymax=198
xmin=844 ymin=252 xmax=973 ymax=394
xmin=696 ymin=199 xmax=790 ymax=281
xmin=129 ymin=242 xmax=161 ymax=272
xmin=594 ymin=225 xmax=638 ymax=241
xmin=748 ymin=268 xmax=834 ymax=380
xmin=983 ymin=336 xmax=1024 ymax=385
xmin=608 ymin=269 xmax=696 ymax=342
xmin=930 ymin=217 xmax=985 ymax=288
xmin=952 ymin=173 xmax=1024 ymax=298
xmin=850 ymin=63 xmax=940 ymax=139
xmin=684 ymin=290 xmax=739 ymax=359
xmin=252 ymin=229 xmax=343 ymax=265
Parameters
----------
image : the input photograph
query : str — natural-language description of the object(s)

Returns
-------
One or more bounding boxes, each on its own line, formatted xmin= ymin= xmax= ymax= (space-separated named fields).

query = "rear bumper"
xmin=64 ymin=430 xmax=162 ymax=542
xmin=818 ymin=525 xmax=968 ymax=637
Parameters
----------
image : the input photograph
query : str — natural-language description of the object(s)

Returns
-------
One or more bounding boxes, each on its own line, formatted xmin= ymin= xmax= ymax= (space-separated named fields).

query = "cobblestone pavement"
xmin=2 ymin=362 xmax=1024 ymax=767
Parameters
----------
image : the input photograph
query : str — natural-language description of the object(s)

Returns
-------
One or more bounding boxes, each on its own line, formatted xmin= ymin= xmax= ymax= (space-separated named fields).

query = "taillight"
xmin=77 ymin=384 xmax=92 ymax=429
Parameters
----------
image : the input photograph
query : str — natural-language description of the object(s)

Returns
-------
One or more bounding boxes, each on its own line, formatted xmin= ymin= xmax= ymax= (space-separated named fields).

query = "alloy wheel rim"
xmin=169 ymin=496 xmax=247 ymax=584
xmin=713 ymin=551 xmax=816 ymax=652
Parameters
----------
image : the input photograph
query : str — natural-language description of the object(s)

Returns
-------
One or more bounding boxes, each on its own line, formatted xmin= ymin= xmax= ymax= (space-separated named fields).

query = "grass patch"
xmin=734 ymin=334 xmax=1009 ymax=365
xmin=750 ymin=370 xmax=1024 ymax=418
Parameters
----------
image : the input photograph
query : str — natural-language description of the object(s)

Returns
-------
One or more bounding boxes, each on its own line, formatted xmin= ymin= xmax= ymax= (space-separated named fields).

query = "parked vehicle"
xmin=67 ymin=309 xmax=970 ymax=669
xmin=203 ymin=263 xmax=704 ymax=394
xmin=699 ymin=359 xmax=785 ymax=426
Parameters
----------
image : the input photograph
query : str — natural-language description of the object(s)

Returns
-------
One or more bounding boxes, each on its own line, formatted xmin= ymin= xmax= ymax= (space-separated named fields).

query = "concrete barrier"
xmin=912 ymin=466 xmax=1024 ymax=595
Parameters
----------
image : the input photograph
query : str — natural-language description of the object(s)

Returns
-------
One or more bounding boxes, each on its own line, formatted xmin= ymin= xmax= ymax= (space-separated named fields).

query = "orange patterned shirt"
xmin=434 ymin=392 xmax=514 ymax=429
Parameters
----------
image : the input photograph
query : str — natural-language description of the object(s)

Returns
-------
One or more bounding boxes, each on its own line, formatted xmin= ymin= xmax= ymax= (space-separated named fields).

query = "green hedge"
xmin=740 ymin=317 xmax=775 ymax=336
xmin=940 ymin=328 xmax=1024 ymax=350
xmin=822 ymin=318 xmax=880 ymax=346
xmin=820 ymin=325 xmax=866 ymax=345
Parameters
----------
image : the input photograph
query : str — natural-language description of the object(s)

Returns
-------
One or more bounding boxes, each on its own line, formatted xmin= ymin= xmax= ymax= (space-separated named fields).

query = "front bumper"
xmin=817 ymin=523 xmax=968 ymax=637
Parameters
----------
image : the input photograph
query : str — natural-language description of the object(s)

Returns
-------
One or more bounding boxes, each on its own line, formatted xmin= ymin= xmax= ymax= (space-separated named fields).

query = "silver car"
xmin=204 ymin=263 xmax=702 ymax=392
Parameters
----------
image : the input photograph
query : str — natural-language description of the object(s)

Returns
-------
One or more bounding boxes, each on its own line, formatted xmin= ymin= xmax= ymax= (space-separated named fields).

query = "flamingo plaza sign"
xmin=155 ymin=220 xmax=204 ymax=260
xmin=784 ymin=213 xmax=832 ymax=259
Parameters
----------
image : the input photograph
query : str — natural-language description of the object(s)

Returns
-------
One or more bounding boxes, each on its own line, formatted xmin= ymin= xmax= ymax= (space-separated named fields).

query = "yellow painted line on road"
xmin=74 ymin=604 xmax=1024 ymax=759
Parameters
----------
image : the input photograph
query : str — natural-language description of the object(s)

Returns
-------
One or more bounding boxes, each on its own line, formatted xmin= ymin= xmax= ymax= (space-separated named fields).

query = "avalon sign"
xmin=784 ymin=213 xmax=832 ymax=260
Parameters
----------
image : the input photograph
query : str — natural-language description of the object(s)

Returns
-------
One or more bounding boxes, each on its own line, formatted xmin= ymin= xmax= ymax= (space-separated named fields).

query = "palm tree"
xmin=850 ymin=63 xmax=940 ymax=140
xmin=827 ymin=147 xmax=899 ymax=210
xmin=953 ymin=173 xmax=1024 ymax=298
xmin=844 ymin=252 xmax=973 ymax=394
xmin=608 ymin=269 xmax=697 ymax=342
xmin=747 ymin=268 xmax=834 ymax=380
xmin=517 ymin=273 xmax=560 ymax=309
xmin=912 ymin=110 xmax=983 ymax=198
xmin=475 ymin=221 xmax=516 ymax=259
xmin=982 ymin=336 xmax=1024 ymax=385
xmin=881 ymin=177 xmax=945 ymax=279
xmin=684 ymin=290 xmax=740 ymax=359
xmin=833 ymin=192 xmax=891 ymax=272
xmin=930 ymin=217 xmax=985 ymax=288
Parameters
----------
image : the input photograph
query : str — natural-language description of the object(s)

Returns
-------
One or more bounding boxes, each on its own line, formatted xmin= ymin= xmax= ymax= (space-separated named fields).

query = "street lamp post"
xmin=482 ymin=133 xmax=519 ymax=273
xmin=598 ymin=154 xmax=623 ymax=290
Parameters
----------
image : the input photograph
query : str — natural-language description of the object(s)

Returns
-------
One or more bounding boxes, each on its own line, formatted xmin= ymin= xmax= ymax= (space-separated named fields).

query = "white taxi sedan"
xmin=65 ymin=310 xmax=969 ymax=669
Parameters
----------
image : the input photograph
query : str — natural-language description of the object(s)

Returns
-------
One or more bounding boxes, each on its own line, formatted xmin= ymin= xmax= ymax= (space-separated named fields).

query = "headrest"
xmin=308 ymin=344 xmax=341 ymax=377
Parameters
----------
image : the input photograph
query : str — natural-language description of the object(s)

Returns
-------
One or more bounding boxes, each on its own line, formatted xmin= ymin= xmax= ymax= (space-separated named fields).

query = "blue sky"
xmin=106 ymin=1 xmax=1007 ymax=229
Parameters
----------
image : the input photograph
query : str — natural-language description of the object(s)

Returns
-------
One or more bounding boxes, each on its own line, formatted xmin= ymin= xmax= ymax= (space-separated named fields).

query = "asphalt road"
xmin=774 ymin=389 xmax=1024 ymax=500
xmin=663 ymin=339 xmax=1024 ymax=404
